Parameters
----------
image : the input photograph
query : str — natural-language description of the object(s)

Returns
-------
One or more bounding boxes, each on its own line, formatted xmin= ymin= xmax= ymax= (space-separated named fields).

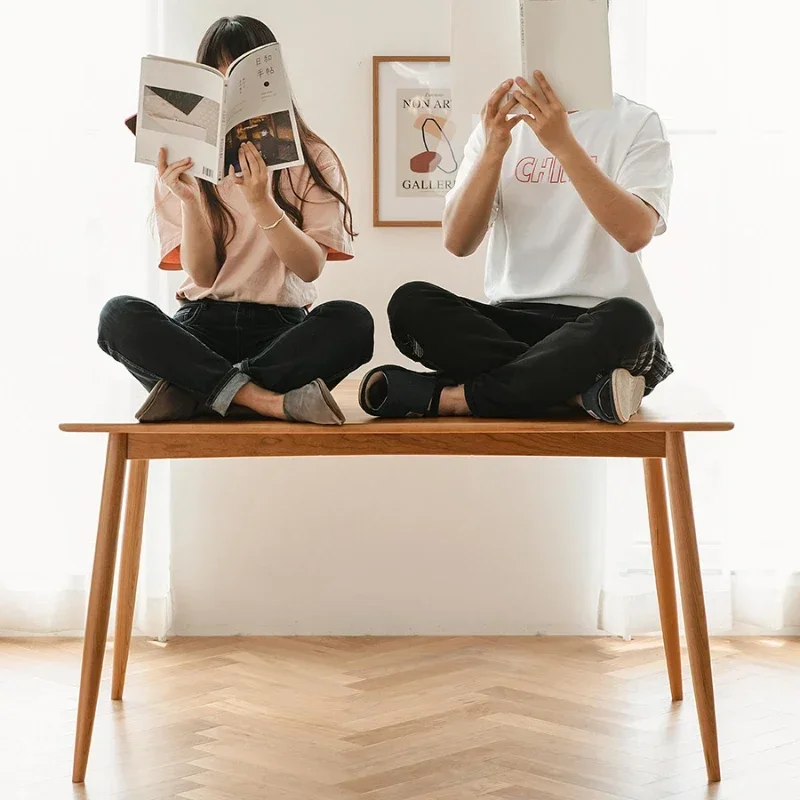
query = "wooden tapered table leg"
xmin=111 ymin=460 xmax=150 ymax=701
xmin=72 ymin=434 xmax=128 ymax=783
xmin=666 ymin=433 xmax=720 ymax=783
xmin=644 ymin=458 xmax=683 ymax=702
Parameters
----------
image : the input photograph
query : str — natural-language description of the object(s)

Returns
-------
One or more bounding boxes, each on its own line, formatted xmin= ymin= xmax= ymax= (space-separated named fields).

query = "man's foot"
xmin=438 ymin=384 xmax=472 ymax=417
xmin=580 ymin=368 xmax=646 ymax=425
xmin=136 ymin=379 xmax=199 ymax=423
xmin=359 ymin=366 xmax=454 ymax=418
xmin=283 ymin=379 xmax=345 ymax=425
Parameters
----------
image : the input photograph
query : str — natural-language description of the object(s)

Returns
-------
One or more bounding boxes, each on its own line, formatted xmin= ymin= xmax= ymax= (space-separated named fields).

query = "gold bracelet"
xmin=258 ymin=210 xmax=286 ymax=232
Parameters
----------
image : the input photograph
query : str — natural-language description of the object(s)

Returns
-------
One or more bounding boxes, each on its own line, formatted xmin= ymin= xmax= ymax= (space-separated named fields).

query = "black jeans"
xmin=388 ymin=282 xmax=662 ymax=419
xmin=98 ymin=297 xmax=374 ymax=415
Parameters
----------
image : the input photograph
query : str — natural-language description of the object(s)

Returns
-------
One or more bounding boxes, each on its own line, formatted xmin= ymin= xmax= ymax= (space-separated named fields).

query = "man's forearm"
xmin=443 ymin=151 xmax=504 ymax=257
xmin=557 ymin=142 xmax=657 ymax=254
xmin=181 ymin=199 xmax=220 ymax=288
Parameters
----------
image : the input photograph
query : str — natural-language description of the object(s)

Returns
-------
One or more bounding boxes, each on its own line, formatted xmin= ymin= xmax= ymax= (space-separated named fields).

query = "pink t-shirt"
xmin=154 ymin=148 xmax=354 ymax=308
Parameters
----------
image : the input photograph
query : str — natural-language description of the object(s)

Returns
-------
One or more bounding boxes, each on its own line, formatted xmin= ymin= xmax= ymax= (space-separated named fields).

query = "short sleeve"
xmin=617 ymin=112 xmax=674 ymax=236
xmin=299 ymin=160 xmax=354 ymax=262
xmin=154 ymin=180 xmax=183 ymax=270
xmin=445 ymin=122 xmax=500 ymax=225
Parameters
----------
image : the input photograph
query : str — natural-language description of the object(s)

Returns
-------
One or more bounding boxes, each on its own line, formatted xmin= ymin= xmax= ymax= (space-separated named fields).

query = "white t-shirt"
xmin=446 ymin=94 xmax=673 ymax=341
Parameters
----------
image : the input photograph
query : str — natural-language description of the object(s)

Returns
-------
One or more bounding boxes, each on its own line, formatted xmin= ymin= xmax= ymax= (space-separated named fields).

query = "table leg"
xmin=111 ymin=460 xmax=150 ymax=701
xmin=644 ymin=458 xmax=683 ymax=702
xmin=666 ymin=433 xmax=720 ymax=783
xmin=72 ymin=434 xmax=127 ymax=783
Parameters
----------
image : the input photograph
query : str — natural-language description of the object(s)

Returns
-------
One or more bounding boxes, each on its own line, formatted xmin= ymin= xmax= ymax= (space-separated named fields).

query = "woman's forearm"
xmin=180 ymin=198 xmax=220 ymax=288
xmin=250 ymin=199 xmax=327 ymax=283
xmin=443 ymin=150 xmax=504 ymax=258
xmin=557 ymin=142 xmax=658 ymax=254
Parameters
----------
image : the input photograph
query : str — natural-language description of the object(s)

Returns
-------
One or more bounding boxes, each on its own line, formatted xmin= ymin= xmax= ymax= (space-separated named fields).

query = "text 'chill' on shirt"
xmin=446 ymin=94 xmax=674 ymax=343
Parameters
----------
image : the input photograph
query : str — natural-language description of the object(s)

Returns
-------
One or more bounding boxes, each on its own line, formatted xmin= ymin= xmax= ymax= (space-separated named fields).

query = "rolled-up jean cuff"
xmin=210 ymin=371 xmax=251 ymax=416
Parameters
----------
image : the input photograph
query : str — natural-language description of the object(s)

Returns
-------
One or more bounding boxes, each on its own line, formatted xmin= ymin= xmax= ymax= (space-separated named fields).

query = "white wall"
xmin=164 ymin=0 xmax=608 ymax=636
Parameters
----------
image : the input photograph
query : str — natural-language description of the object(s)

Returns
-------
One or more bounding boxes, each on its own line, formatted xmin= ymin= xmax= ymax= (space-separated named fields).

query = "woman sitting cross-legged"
xmin=99 ymin=16 xmax=373 ymax=425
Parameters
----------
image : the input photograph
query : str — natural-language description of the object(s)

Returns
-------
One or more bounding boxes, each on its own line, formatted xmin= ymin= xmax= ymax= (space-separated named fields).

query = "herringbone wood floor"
xmin=1 ymin=637 xmax=799 ymax=800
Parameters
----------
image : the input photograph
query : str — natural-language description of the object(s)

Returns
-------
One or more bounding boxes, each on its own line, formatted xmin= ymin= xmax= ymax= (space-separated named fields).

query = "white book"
xmin=451 ymin=0 xmax=613 ymax=120
xmin=519 ymin=0 xmax=613 ymax=112
xmin=130 ymin=43 xmax=304 ymax=184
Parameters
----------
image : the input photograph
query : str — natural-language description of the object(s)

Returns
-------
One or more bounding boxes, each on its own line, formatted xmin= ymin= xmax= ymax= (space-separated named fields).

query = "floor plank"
xmin=0 ymin=637 xmax=798 ymax=799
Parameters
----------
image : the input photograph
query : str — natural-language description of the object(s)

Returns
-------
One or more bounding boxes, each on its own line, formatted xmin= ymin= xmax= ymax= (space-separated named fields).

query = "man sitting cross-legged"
xmin=360 ymin=72 xmax=674 ymax=424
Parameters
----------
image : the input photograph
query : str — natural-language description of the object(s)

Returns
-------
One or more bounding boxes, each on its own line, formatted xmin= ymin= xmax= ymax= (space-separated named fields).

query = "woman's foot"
xmin=136 ymin=378 xmax=345 ymax=426
xmin=284 ymin=380 xmax=345 ymax=425
xmin=136 ymin=380 xmax=199 ymax=423
xmin=234 ymin=379 xmax=344 ymax=425
xmin=232 ymin=382 xmax=284 ymax=419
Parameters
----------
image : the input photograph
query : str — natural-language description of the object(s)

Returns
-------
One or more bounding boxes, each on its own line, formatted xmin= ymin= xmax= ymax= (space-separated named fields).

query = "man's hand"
xmin=515 ymin=74 xmax=661 ymax=254
xmin=481 ymin=80 xmax=525 ymax=160
xmin=513 ymin=72 xmax=579 ymax=159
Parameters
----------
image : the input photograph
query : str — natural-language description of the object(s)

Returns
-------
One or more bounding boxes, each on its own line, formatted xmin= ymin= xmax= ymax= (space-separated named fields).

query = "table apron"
xmin=126 ymin=431 xmax=667 ymax=460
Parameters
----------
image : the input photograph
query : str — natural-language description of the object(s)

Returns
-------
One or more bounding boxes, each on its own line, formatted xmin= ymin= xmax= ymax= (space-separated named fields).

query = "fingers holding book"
xmin=482 ymin=80 xmax=526 ymax=159
xmin=532 ymin=71 xmax=561 ymax=107
xmin=485 ymin=79 xmax=513 ymax=119
xmin=514 ymin=71 xmax=559 ymax=114
xmin=513 ymin=72 xmax=576 ymax=158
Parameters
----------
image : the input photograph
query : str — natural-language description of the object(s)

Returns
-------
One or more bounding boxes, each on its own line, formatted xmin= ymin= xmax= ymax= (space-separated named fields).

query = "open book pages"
xmin=134 ymin=43 xmax=304 ymax=184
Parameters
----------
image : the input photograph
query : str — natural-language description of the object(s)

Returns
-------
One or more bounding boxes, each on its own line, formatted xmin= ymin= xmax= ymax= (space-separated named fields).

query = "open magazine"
xmin=131 ymin=43 xmax=304 ymax=183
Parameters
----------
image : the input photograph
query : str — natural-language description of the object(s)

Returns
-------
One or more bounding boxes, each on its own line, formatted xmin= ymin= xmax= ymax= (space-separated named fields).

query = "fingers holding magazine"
xmin=157 ymin=147 xmax=201 ymax=204
xmin=230 ymin=141 xmax=275 ymax=208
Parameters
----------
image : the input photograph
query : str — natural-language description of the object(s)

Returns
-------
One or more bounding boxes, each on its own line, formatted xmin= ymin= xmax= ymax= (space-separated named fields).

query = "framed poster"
xmin=373 ymin=57 xmax=459 ymax=227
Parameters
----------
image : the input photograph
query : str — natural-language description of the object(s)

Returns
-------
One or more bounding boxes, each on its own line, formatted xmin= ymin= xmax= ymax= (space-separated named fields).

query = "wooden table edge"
xmin=59 ymin=421 xmax=735 ymax=434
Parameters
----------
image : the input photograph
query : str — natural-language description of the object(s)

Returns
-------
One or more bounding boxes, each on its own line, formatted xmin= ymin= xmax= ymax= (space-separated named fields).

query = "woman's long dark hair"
xmin=196 ymin=16 xmax=356 ymax=265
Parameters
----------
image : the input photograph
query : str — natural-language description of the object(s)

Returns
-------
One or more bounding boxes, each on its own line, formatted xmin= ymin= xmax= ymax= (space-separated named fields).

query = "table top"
xmin=60 ymin=379 xmax=733 ymax=435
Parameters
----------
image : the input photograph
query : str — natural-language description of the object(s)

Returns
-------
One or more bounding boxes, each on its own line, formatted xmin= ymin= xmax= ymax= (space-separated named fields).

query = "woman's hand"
xmin=513 ymin=72 xmax=578 ymax=160
xmin=481 ymin=80 xmax=525 ymax=160
xmin=157 ymin=147 xmax=201 ymax=204
xmin=231 ymin=141 xmax=277 ymax=213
